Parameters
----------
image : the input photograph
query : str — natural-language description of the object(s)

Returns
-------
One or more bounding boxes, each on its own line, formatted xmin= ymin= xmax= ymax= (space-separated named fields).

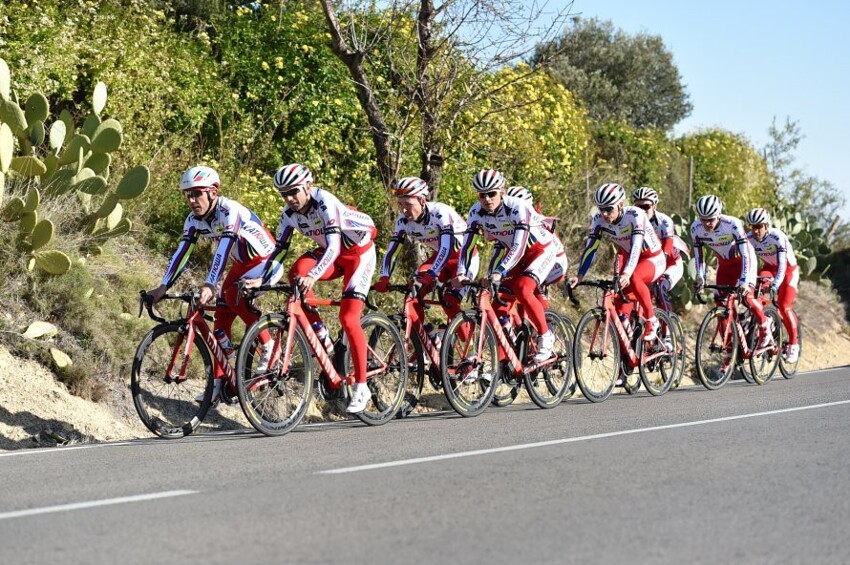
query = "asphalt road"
xmin=2 ymin=368 xmax=849 ymax=564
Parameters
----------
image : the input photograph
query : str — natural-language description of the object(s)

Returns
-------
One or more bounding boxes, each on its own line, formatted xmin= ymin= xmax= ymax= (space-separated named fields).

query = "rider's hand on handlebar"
xmin=198 ymin=283 xmax=216 ymax=305
xmin=737 ymin=281 xmax=751 ymax=295
xmin=568 ymin=275 xmax=581 ymax=288
xmin=147 ymin=284 xmax=167 ymax=304
xmin=616 ymin=273 xmax=630 ymax=290
xmin=295 ymin=275 xmax=316 ymax=295
xmin=241 ymin=277 xmax=263 ymax=292
xmin=415 ymin=271 xmax=436 ymax=289
xmin=372 ymin=276 xmax=391 ymax=293
xmin=451 ymin=275 xmax=468 ymax=290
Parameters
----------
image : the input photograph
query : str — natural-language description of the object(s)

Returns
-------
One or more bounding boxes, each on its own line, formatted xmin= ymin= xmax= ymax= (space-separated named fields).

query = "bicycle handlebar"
xmin=138 ymin=290 xmax=213 ymax=324
xmin=569 ymin=279 xmax=629 ymax=304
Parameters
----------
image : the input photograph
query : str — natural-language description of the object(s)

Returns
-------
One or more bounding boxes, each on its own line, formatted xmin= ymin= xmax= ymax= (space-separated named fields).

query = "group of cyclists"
xmin=147 ymin=163 xmax=801 ymax=414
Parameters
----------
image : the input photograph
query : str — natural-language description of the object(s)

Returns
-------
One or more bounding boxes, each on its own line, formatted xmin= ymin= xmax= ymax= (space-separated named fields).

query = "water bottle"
xmin=499 ymin=315 xmax=515 ymax=343
xmin=312 ymin=321 xmax=335 ymax=354
xmin=213 ymin=328 xmax=235 ymax=360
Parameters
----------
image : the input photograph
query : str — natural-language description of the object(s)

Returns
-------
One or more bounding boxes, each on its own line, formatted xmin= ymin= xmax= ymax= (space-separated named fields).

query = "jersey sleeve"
xmin=380 ymin=218 xmax=406 ymax=278
xmin=307 ymin=197 xmax=343 ymax=279
xmin=160 ymin=217 xmax=199 ymax=288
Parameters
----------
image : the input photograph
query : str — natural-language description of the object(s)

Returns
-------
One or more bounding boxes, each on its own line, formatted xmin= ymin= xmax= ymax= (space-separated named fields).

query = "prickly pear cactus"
xmin=0 ymin=57 xmax=150 ymax=276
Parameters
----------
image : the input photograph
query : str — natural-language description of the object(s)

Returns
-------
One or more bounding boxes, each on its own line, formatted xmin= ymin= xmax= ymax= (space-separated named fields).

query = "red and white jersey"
xmin=161 ymin=196 xmax=276 ymax=288
xmin=747 ymin=227 xmax=798 ymax=286
xmin=690 ymin=214 xmax=757 ymax=283
xmin=275 ymin=187 xmax=376 ymax=280
xmin=650 ymin=211 xmax=690 ymax=258
xmin=457 ymin=195 xmax=554 ymax=277
xmin=577 ymin=206 xmax=662 ymax=278
xmin=381 ymin=201 xmax=467 ymax=277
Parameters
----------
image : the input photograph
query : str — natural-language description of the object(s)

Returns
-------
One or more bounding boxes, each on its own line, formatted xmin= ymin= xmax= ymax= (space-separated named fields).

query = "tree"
xmin=534 ymin=17 xmax=692 ymax=130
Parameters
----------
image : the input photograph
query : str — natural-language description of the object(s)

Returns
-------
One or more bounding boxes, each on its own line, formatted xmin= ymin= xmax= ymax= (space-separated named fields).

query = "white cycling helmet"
xmin=472 ymin=169 xmax=506 ymax=192
xmin=274 ymin=163 xmax=313 ymax=190
xmin=632 ymin=186 xmax=659 ymax=204
xmin=506 ymin=186 xmax=533 ymax=202
xmin=593 ymin=183 xmax=626 ymax=208
xmin=179 ymin=166 xmax=220 ymax=190
xmin=695 ymin=194 xmax=723 ymax=219
xmin=393 ymin=177 xmax=429 ymax=198
xmin=746 ymin=207 xmax=771 ymax=226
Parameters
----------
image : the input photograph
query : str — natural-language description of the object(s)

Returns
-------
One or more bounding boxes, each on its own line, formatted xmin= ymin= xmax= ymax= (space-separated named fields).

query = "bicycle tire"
xmin=556 ymin=312 xmax=579 ymax=400
xmin=573 ymin=307 xmax=619 ymax=403
xmin=397 ymin=327 xmax=425 ymax=418
xmin=668 ymin=313 xmax=687 ymax=389
xmin=695 ymin=307 xmax=738 ymax=390
xmin=779 ymin=310 xmax=802 ymax=379
xmin=492 ymin=369 xmax=521 ymax=407
xmin=440 ymin=310 xmax=499 ymax=417
xmin=130 ymin=323 xmax=213 ymax=439
xmin=749 ymin=307 xmax=781 ymax=385
xmin=343 ymin=312 xmax=409 ymax=425
xmin=524 ymin=311 xmax=574 ymax=408
xmin=637 ymin=310 xmax=675 ymax=396
xmin=235 ymin=313 xmax=314 ymax=437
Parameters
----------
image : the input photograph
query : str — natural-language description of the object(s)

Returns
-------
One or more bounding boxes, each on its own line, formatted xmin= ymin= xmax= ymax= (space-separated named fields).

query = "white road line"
xmin=0 ymin=490 xmax=197 ymax=521
xmin=318 ymin=399 xmax=850 ymax=475
xmin=0 ymin=442 xmax=134 ymax=459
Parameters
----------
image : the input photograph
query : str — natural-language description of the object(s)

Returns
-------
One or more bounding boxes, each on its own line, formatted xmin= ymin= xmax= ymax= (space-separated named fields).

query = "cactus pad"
xmin=93 ymin=82 xmax=108 ymax=115
xmin=34 ymin=249 xmax=72 ymax=275
xmin=25 ymin=92 xmax=49 ymax=124
xmin=0 ymin=122 xmax=12 ymax=173
xmin=31 ymin=219 xmax=55 ymax=250
xmin=115 ymin=165 xmax=150 ymax=200
xmin=10 ymin=155 xmax=47 ymax=176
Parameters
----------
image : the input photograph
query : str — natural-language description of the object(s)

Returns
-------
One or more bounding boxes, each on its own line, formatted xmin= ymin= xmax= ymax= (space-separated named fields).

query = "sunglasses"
xmin=183 ymin=189 xmax=207 ymax=200
xmin=278 ymin=187 xmax=302 ymax=198
xmin=635 ymin=203 xmax=653 ymax=211
xmin=750 ymin=224 xmax=767 ymax=230
xmin=599 ymin=205 xmax=616 ymax=213
xmin=478 ymin=191 xmax=499 ymax=200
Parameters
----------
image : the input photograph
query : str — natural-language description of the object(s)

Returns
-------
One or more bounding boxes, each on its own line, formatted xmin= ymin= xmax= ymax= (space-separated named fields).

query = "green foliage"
xmin=676 ymin=128 xmax=775 ymax=216
xmin=591 ymin=120 xmax=678 ymax=194
xmin=534 ymin=17 xmax=693 ymax=130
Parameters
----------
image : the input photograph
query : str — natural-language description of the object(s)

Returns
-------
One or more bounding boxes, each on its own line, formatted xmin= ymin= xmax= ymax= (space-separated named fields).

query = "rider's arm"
xmin=203 ymin=207 xmax=244 ymax=287
xmin=488 ymin=242 xmax=506 ymax=275
xmin=160 ymin=220 xmax=198 ymax=288
xmin=307 ymin=205 xmax=343 ymax=280
xmin=690 ymin=223 xmax=707 ymax=281
xmin=493 ymin=206 xmax=532 ymax=277
xmin=380 ymin=222 xmax=405 ymax=278
xmin=261 ymin=223 xmax=293 ymax=284
xmin=773 ymin=231 xmax=790 ymax=287
xmin=429 ymin=214 xmax=457 ymax=276
xmin=456 ymin=218 xmax=479 ymax=277
xmin=576 ymin=218 xmax=602 ymax=278
xmin=733 ymin=221 xmax=753 ymax=285
xmin=621 ymin=216 xmax=645 ymax=278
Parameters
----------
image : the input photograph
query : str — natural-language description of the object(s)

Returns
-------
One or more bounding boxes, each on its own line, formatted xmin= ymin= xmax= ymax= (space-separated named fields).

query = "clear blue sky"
xmin=547 ymin=0 xmax=850 ymax=218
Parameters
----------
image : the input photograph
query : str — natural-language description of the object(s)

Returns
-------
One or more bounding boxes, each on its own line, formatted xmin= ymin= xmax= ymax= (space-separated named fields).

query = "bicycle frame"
xmin=702 ymin=285 xmax=773 ymax=361
xmin=393 ymin=283 xmax=444 ymax=368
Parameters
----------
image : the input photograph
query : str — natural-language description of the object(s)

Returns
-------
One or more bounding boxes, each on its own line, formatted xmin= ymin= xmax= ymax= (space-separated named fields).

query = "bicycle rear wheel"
xmin=236 ymin=313 xmax=314 ymax=437
xmin=695 ymin=307 xmax=737 ymax=390
xmin=749 ymin=307 xmax=781 ymax=385
xmin=524 ymin=311 xmax=574 ymax=408
xmin=779 ymin=311 xmax=802 ymax=379
xmin=131 ymin=323 xmax=213 ymax=439
xmin=637 ymin=310 xmax=676 ymax=396
xmin=396 ymin=321 xmax=425 ymax=418
xmin=345 ymin=312 xmax=409 ymax=425
xmin=573 ymin=308 xmax=619 ymax=403
xmin=441 ymin=310 xmax=499 ymax=417
xmin=668 ymin=313 xmax=687 ymax=389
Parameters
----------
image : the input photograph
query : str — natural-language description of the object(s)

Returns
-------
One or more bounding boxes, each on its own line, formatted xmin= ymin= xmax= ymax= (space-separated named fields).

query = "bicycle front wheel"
xmin=524 ymin=310 xmax=574 ymax=408
xmin=749 ymin=307 xmax=781 ymax=385
xmin=668 ymin=313 xmax=687 ymax=389
xmin=345 ymin=312 xmax=409 ymax=426
xmin=637 ymin=310 xmax=676 ymax=396
xmin=573 ymin=308 xmax=619 ymax=403
xmin=441 ymin=310 xmax=499 ymax=417
xmin=695 ymin=307 xmax=738 ymax=390
xmin=236 ymin=313 xmax=314 ymax=437
xmin=131 ymin=323 xmax=213 ymax=439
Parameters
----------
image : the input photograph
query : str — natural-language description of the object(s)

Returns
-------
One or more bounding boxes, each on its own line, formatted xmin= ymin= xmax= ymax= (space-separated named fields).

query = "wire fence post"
xmin=688 ymin=155 xmax=694 ymax=210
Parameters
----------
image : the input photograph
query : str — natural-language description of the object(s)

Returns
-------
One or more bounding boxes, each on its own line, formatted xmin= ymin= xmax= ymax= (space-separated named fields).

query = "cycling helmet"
xmin=593 ymin=183 xmax=626 ymax=208
xmin=632 ymin=186 xmax=659 ymax=204
xmin=472 ymin=169 xmax=506 ymax=192
xmin=745 ymin=207 xmax=771 ymax=226
xmin=179 ymin=166 xmax=220 ymax=190
xmin=506 ymin=186 xmax=533 ymax=202
xmin=274 ymin=163 xmax=313 ymax=190
xmin=695 ymin=194 xmax=723 ymax=219
xmin=393 ymin=177 xmax=429 ymax=198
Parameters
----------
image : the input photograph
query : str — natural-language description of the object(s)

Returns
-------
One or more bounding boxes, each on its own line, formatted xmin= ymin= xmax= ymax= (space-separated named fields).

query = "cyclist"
xmin=631 ymin=186 xmax=691 ymax=315
xmin=690 ymin=195 xmax=772 ymax=347
xmin=452 ymin=169 xmax=558 ymax=363
xmin=373 ymin=177 xmax=479 ymax=341
xmin=745 ymin=207 xmax=800 ymax=363
xmin=243 ymin=164 xmax=377 ymax=414
xmin=500 ymin=186 xmax=568 ymax=308
xmin=146 ymin=165 xmax=282 ymax=403
xmin=569 ymin=183 xmax=666 ymax=342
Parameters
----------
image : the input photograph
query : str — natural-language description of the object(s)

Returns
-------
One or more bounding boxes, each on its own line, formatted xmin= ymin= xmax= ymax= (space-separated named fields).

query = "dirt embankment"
xmin=1 ymin=280 xmax=848 ymax=450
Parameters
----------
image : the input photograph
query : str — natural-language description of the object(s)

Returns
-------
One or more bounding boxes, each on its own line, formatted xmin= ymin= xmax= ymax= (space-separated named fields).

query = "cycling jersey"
xmin=381 ymin=201 xmax=467 ymax=278
xmin=690 ymin=215 xmax=756 ymax=286
xmin=747 ymin=227 xmax=798 ymax=287
xmin=263 ymin=187 xmax=377 ymax=283
xmin=161 ymin=196 xmax=276 ymax=288
xmin=577 ymin=206 xmax=662 ymax=278
xmin=650 ymin=211 xmax=690 ymax=260
xmin=457 ymin=195 xmax=555 ymax=278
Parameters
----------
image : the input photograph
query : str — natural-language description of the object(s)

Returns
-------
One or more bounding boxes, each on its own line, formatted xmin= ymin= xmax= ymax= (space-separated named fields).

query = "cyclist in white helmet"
xmin=244 ymin=163 xmax=378 ymax=414
xmin=453 ymin=169 xmax=560 ymax=363
xmin=631 ymin=186 xmax=691 ymax=314
xmin=745 ymin=207 xmax=800 ymax=362
xmin=147 ymin=165 xmax=282 ymax=403
xmin=570 ymin=183 xmax=666 ymax=342
xmin=690 ymin=194 xmax=772 ymax=347
xmin=373 ymin=176 xmax=479 ymax=337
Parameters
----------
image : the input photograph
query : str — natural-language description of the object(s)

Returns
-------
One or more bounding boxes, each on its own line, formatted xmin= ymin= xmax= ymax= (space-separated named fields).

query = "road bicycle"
xmin=439 ymin=280 xmax=574 ymax=416
xmin=131 ymin=291 xmax=241 ymax=439
xmin=383 ymin=281 xmax=449 ymax=417
xmin=568 ymin=279 xmax=678 ymax=402
xmin=235 ymin=283 xmax=408 ymax=436
xmin=651 ymin=279 xmax=687 ymax=390
xmin=752 ymin=277 xmax=802 ymax=380
xmin=694 ymin=284 xmax=781 ymax=389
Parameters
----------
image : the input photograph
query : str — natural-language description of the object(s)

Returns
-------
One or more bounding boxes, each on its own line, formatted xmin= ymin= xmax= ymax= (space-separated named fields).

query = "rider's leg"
xmin=778 ymin=266 xmax=800 ymax=345
xmin=624 ymin=254 xmax=665 ymax=340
